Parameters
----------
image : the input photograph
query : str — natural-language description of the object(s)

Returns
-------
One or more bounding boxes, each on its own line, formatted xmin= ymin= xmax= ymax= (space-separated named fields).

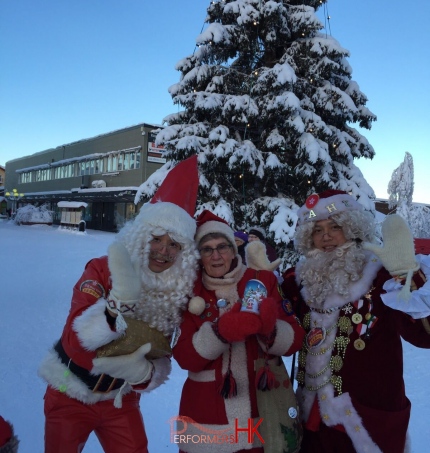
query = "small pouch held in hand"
xmin=96 ymin=318 xmax=171 ymax=360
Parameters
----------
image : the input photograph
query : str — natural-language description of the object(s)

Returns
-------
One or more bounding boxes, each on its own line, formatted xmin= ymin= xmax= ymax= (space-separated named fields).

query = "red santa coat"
xmin=281 ymin=254 xmax=430 ymax=453
xmin=173 ymin=268 xmax=304 ymax=453
xmin=39 ymin=256 xmax=170 ymax=405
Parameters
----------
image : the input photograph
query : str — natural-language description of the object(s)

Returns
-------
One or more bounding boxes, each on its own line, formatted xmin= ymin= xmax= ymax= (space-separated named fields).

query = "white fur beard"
xmin=297 ymin=243 xmax=367 ymax=306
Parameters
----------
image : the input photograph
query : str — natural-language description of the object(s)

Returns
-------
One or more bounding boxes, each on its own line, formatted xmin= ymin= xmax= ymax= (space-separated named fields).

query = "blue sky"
xmin=1 ymin=0 xmax=429 ymax=203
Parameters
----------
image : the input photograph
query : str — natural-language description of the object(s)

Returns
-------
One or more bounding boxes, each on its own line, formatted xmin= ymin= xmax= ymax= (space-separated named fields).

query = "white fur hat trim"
xmin=195 ymin=220 xmax=238 ymax=254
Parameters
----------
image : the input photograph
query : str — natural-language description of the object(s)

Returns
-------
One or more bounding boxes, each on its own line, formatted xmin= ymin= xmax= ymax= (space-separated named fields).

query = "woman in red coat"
xmin=173 ymin=210 xmax=305 ymax=453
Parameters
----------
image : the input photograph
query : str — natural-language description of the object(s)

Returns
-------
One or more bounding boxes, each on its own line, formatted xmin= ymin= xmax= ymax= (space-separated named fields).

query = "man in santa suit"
xmin=38 ymin=156 xmax=200 ymax=453
xmin=281 ymin=190 xmax=430 ymax=453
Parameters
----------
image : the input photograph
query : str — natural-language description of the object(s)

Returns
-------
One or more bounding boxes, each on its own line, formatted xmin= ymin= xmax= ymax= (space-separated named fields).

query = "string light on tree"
xmin=154 ymin=0 xmax=376 ymax=269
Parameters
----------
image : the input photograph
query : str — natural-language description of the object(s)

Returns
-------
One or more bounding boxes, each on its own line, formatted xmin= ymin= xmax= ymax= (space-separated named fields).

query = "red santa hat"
xmin=195 ymin=210 xmax=238 ymax=255
xmin=189 ymin=210 xmax=237 ymax=316
xmin=297 ymin=189 xmax=363 ymax=225
xmin=136 ymin=155 xmax=199 ymax=242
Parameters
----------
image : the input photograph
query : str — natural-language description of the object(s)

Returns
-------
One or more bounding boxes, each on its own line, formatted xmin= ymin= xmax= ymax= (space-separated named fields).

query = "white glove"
xmin=108 ymin=242 xmax=141 ymax=306
xmin=92 ymin=343 xmax=153 ymax=385
xmin=362 ymin=214 xmax=419 ymax=276
xmin=245 ymin=241 xmax=281 ymax=272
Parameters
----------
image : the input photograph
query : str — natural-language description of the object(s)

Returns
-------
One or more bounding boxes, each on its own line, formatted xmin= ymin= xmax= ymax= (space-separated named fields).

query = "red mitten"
xmin=217 ymin=303 xmax=262 ymax=342
xmin=259 ymin=297 xmax=277 ymax=337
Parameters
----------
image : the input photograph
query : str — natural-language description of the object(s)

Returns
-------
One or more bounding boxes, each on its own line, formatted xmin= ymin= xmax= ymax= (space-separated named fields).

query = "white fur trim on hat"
xmin=297 ymin=193 xmax=363 ymax=225
xmin=138 ymin=201 xmax=196 ymax=242
xmin=195 ymin=220 xmax=238 ymax=254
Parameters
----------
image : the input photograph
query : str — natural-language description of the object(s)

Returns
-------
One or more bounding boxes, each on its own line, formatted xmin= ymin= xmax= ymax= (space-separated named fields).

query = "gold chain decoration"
xmin=330 ymin=375 xmax=343 ymax=394
xmin=334 ymin=336 xmax=350 ymax=358
xmin=298 ymin=349 xmax=307 ymax=368
xmin=305 ymin=377 xmax=331 ymax=391
xmin=296 ymin=370 xmax=305 ymax=385
xmin=305 ymin=342 xmax=334 ymax=356
xmin=330 ymin=355 xmax=343 ymax=372
xmin=303 ymin=312 xmax=311 ymax=329
xmin=337 ymin=316 xmax=351 ymax=334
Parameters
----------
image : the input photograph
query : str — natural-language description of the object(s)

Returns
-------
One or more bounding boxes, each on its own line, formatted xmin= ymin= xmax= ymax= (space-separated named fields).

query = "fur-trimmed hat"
xmin=294 ymin=190 xmax=374 ymax=255
xmin=297 ymin=189 xmax=363 ymax=225
xmin=114 ymin=156 xmax=200 ymax=336
xmin=248 ymin=227 xmax=266 ymax=241
xmin=234 ymin=231 xmax=248 ymax=244
xmin=195 ymin=210 xmax=238 ymax=254
xmin=134 ymin=155 xmax=199 ymax=243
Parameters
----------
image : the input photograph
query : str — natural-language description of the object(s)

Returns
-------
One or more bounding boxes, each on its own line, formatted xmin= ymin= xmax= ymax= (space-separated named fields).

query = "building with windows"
xmin=4 ymin=123 xmax=166 ymax=231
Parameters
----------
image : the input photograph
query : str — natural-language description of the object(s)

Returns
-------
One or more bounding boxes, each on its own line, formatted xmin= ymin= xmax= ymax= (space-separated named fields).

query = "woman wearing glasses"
xmin=173 ymin=210 xmax=305 ymax=453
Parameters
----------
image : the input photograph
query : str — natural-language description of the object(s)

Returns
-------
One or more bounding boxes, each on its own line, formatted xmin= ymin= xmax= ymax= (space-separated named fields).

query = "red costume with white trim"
xmin=174 ymin=267 xmax=304 ymax=453
xmin=38 ymin=156 xmax=200 ymax=453
xmin=282 ymin=255 xmax=430 ymax=453
xmin=39 ymin=257 xmax=172 ymax=453
xmin=281 ymin=190 xmax=430 ymax=453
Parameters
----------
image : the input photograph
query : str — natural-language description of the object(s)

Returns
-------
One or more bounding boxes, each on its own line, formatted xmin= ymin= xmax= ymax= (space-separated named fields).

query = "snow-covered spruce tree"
xmin=139 ymin=0 xmax=377 ymax=268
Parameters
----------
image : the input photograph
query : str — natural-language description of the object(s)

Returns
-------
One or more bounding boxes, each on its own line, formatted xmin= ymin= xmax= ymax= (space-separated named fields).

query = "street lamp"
xmin=5 ymin=188 xmax=24 ymax=215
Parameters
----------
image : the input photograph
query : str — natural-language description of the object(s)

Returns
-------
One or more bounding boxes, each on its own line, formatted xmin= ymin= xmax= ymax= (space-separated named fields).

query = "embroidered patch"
xmin=305 ymin=193 xmax=319 ymax=209
xmin=282 ymin=299 xmax=294 ymax=316
xmin=80 ymin=280 xmax=105 ymax=299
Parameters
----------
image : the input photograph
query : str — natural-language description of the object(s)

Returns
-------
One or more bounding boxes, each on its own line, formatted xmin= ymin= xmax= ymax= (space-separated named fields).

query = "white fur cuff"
xmin=192 ymin=322 xmax=229 ymax=360
xmin=73 ymin=298 xmax=123 ymax=351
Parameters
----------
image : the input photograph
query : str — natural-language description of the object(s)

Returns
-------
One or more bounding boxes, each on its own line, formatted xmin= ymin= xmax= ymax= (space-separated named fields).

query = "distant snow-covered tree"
xmin=387 ymin=152 xmax=430 ymax=238
xmin=138 ymin=0 xmax=377 ymax=268
xmin=409 ymin=204 xmax=430 ymax=238
xmin=388 ymin=151 xmax=414 ymax=223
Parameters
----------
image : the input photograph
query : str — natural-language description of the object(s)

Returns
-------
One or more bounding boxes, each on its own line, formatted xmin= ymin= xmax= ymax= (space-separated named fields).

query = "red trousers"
xmin=44 ymin=386 xmax=148 ymax=453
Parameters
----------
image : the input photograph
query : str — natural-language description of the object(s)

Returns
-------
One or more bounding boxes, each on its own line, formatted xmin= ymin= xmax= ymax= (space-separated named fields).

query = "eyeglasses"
xmin=199 ymin=244 xmax=233 ymax=257
xmin=312 ymin=224 xmax=343 ymax=238
xmin=149 ymin=237 xmax=181 ymax=254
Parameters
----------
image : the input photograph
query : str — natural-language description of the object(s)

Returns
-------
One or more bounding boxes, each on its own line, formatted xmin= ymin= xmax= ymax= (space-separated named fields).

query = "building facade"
xmin=4 ymin=123 xmax=165 ymax=231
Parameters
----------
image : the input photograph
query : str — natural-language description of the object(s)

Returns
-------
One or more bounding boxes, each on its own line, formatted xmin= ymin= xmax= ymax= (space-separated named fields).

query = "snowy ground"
xmin=0 ymin=221 xmax=428 ymax=452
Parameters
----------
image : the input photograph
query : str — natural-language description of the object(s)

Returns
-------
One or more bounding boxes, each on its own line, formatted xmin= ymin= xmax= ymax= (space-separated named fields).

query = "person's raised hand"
xmin=362 ymin=214 xmax=419 ymax=276
xmin=245 ymin=241 xmax=281 ymax=271
xmin=108 ymin=241 xmax=141 ymax=307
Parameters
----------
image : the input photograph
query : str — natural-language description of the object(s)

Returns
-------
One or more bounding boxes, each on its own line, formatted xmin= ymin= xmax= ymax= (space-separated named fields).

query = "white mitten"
xmin=245 ymin=241 xmax=281 ymax=272
xmin=91 ymin=343 xmax=153 ymax=385
xmin=362 ymin=214 xmax=419 ymax=276
xmin=108 ymin=241 xmax=141 ymax=306
xmin=363 ymin=214 xmax=419 ymax=300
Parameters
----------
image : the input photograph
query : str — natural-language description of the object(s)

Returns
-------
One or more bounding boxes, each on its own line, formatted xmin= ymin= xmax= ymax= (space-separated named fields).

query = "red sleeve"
xmin=259 ymin=269 xmax=305 ymax=356
xmin=61 ymin=256 xmax=112 ymax=369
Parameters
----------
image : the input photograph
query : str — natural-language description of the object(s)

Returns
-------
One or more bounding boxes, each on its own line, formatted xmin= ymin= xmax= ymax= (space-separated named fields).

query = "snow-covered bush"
xmin=14 ymin=204 xmax=53 ymax=225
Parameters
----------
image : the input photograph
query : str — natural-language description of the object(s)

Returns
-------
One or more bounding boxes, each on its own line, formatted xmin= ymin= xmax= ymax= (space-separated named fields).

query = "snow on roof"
xmin=57 ymin=201 xmax=88 ymax=208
